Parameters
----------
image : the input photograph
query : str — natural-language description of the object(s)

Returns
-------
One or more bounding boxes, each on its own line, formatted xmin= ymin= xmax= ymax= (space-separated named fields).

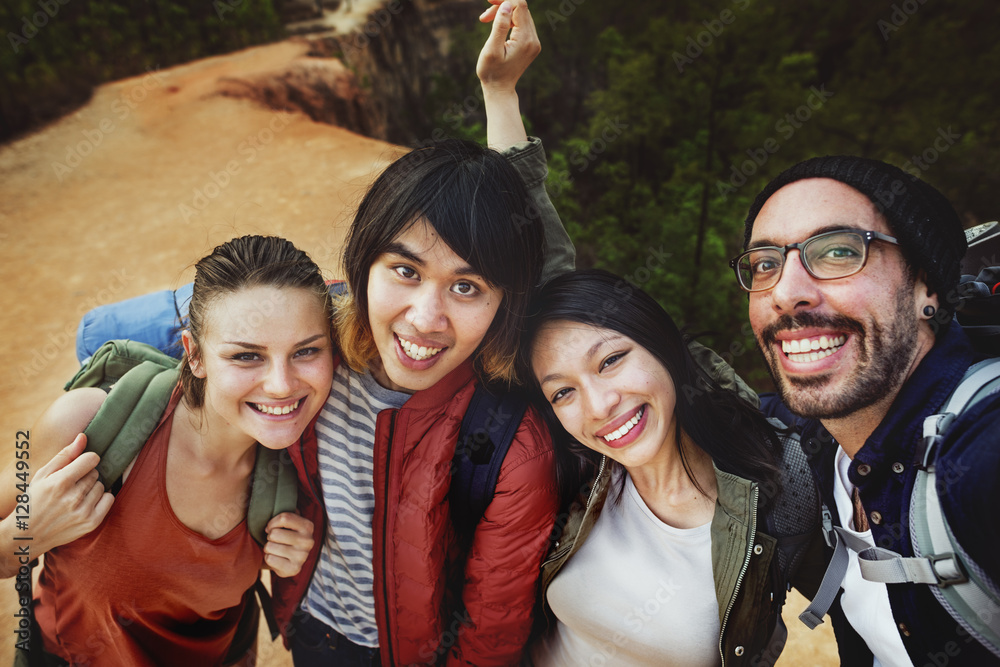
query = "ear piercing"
xmin=923 ymin=305 xmax=936 ymax=318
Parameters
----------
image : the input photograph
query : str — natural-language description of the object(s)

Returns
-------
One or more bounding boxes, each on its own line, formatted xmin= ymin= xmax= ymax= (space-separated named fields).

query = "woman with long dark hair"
xmin=522 ymin=269 xmax=805 ymax=667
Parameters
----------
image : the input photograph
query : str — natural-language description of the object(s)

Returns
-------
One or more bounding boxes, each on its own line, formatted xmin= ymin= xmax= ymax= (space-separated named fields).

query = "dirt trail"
xmin=0 ymin=34 xmax=836 ymax=667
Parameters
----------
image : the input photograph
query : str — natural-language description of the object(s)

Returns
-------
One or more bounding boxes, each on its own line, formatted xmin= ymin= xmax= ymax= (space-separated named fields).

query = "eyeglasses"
xmin=729 ymin=229 xmax=900 ymax=293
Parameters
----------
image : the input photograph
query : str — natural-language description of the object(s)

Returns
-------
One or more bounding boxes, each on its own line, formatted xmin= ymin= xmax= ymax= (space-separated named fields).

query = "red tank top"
xmin=34 ymin=386 xmax=263 ymax=666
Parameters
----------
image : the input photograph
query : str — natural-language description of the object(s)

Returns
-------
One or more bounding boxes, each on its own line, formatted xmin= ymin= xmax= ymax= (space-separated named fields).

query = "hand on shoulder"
xmin=0 ymin=388 xmax=114 ymax=576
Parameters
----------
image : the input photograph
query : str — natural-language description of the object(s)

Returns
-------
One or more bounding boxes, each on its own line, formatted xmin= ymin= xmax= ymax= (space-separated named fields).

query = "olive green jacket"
xmin=537 ymin=460 xmax=784 ymax=667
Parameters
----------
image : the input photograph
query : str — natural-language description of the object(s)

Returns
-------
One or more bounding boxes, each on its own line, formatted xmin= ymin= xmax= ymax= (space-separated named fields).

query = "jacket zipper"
xmin=541 ymin=456 xmax=607 ymax=568
xmin=380 ymin=410 xmax=397 ymax=667
xmin=266 ymin=433 xmax=326 ymax=640
xmin=718 ymin=484 xmax=759 ymax=667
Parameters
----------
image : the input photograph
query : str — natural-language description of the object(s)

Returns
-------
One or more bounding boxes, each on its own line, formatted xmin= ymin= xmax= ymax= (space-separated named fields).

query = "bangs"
xmin=418 ymin=159 xmax=533 ymax=294
xmin=341 ymin=138 xmax=545 ymax=387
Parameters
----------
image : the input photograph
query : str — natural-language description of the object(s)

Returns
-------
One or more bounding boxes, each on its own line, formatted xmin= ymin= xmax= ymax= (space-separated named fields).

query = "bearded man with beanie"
xmin=730 ymin=156 xmax=1000 ymax=666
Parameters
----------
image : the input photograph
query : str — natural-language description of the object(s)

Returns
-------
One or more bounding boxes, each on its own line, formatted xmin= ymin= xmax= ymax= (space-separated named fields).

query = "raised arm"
xmin=480 ymin=0 xmax=576 ymax=280
xmin=478 ymin=0 xmax=539 ymax=150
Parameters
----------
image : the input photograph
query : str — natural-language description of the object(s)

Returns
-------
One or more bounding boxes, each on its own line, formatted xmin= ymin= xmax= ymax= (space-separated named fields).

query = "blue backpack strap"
xmin=449 ymin=384 xmax=529 ymax=537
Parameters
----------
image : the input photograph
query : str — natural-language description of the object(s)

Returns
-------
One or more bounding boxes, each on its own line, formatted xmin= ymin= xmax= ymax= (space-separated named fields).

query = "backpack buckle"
xmin=820 ymin=505 xmax=835 ymax=548
xmin=928 ymin=552 xmax=968 ymax=588
xmin=917 ymin=412 xmax=955 ymax=469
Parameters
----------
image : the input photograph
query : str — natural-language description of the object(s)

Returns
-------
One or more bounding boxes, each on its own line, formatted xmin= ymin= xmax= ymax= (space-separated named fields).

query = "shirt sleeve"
xmin=939 ymin=391 xmax=1000 ymax=585
xmin=501 ymin=137 xmax=576 ymax=283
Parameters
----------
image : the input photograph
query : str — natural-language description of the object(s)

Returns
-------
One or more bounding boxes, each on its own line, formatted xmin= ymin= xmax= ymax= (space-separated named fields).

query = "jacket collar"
xmin=396 ymin=359 xmax=477 ymax=411
xmin=713 ymin=465 xmax=756 ymax=525
xmin=585 ymin=459 xmax=756 ymax=521
xmin=849 ymin=322 xmax=975 ymax=483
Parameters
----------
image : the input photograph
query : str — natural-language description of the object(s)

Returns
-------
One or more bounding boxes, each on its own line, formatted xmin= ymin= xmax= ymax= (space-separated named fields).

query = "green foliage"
xmin=434 ymin=0 xmax=1000 ymax=386
xmin=0 ymin=0 xmax=283 ymax=140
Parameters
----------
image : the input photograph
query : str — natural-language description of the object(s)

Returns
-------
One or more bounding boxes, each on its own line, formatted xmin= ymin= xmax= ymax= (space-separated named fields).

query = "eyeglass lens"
xmin=738 ymin=231 xmax=867 ymax=290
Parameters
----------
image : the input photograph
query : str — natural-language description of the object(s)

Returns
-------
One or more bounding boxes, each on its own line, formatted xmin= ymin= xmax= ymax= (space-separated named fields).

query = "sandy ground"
xmin=0 ymin=35 xmax=837 ymax=667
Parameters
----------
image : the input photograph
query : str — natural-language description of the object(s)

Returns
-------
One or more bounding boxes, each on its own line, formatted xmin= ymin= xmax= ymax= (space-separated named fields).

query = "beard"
xmin=756 ymin=284 xmax=919 ymax=420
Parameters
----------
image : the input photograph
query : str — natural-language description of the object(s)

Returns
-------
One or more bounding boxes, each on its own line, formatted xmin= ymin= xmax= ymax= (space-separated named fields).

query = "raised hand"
xmin=477 ymin=0 xmax=541 ymax=94
xmin=477 ymin=0 xmax=540 ymax=149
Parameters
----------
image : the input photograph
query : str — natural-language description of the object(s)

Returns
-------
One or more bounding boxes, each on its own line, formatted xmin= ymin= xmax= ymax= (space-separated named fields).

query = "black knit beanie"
xmin=743 ymin=155 xmax=967 ymax=315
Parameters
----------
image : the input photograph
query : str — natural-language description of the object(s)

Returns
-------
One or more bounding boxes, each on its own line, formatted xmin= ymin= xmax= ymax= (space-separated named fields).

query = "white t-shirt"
xmin=532 ymin=473 xmax=721 ymax=667
xmin=832 ymin=446 xmax=914 ymax=667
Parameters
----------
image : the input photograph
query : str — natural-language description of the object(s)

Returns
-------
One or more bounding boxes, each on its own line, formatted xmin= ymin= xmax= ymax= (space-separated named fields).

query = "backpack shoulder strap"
xmin=449 ymin=384 xmax=528 ymax=537
xmin=756 ymin=419 xmax=823 ymax=663
xmin=918 ymin=358 xmax=1000 ymax=463
xmin=246 ymin=445 xmax=299 ymax=547
xmin=243 ymin=442 xmax=300 ymax=641
xmin=85 ymin=361 xmax=181 ymax=488
xmin=244 ymin=443 xmax=300 ymax=642
xmin=763 ymin=418 xmax=823 ymax=586
xmin=68 ymin=340 xmax=183 ymax=488
xmin=908 ymin=454 xmax=1000 ymax=657
xmin=799 ymin=358 xmax=1000 ymax=657
xmin=902 ymin=358 xmax=1000 ymax=657
xmin=67 ymin=339 xmax=180 ymax=392
xmin=798 ymin=517 xmax=878 ymax=629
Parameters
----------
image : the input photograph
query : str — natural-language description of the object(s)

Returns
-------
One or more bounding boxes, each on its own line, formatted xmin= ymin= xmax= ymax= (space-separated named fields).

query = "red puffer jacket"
xmin=271 ymin=356 xmax=559 ymax=666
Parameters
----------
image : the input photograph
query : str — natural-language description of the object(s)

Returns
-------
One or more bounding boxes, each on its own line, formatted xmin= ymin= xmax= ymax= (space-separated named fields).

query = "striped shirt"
xmin=301 ymin=363 xmax=409 ymax=647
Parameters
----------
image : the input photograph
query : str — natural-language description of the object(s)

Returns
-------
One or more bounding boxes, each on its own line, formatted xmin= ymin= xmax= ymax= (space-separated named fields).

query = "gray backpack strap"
xmin=763 ymin=418 xmax=822 ymax=583
xmin=798 ymin=512 xmax=874 ymax=629
xmin=799 ymin=359 xmax=1000 ymax=653
xmin=854 ymin=358 xmax=1000 ymax=657
xmin=799 ymin=358 xmax=1000 ymax=645
xmin=910 ymin=466 xmax=1000 ymax=657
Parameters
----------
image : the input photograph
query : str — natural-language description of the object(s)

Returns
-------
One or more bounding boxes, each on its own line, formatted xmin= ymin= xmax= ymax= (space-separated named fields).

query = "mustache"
xmin=759 ymin=312 xmax=866 ymax=348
